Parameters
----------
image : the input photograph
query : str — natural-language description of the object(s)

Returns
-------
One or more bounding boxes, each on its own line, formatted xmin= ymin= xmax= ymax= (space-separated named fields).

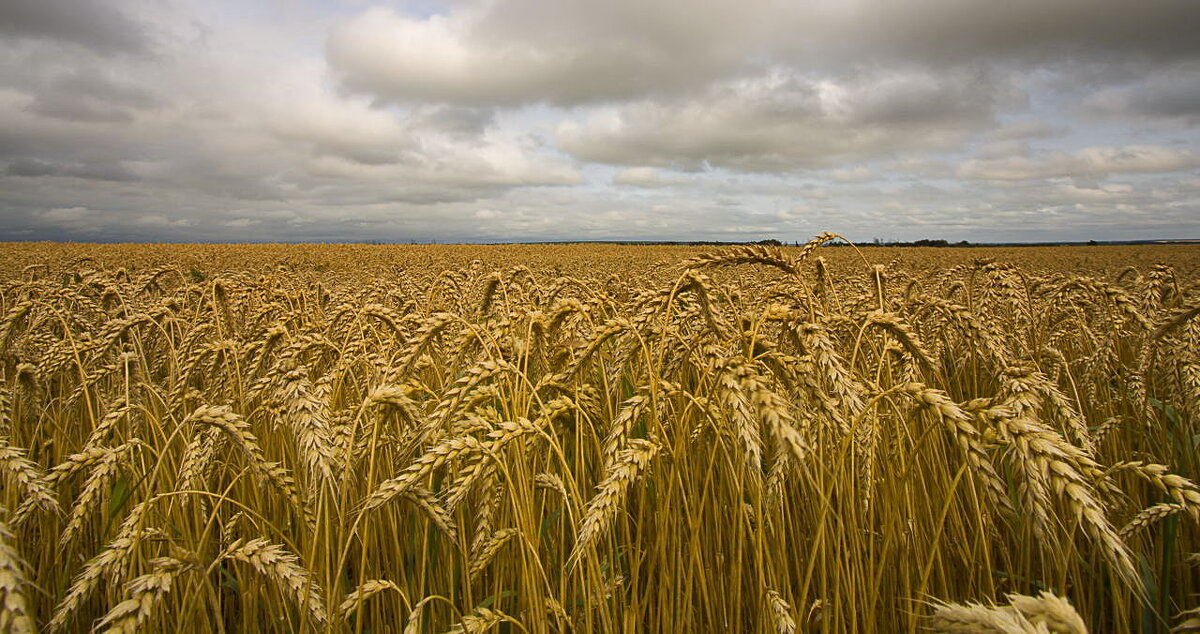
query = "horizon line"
xmin=2 ymin=237 xmax=1199 ymax=247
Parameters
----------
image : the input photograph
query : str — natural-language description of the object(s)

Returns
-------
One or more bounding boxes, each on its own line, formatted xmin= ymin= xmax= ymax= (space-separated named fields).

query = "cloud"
xmin=28 ymin=70 xmax=161 ymax=123
xmin=612 ymin=167 xmax=689 ymax=188
xmin=830 ymin=167 xmax=876 ymax=183
xmin=0 ymin=0 xmax=151 ymax=54
xmin=788 ymin=0 xmax=1200 ymax=67
xmin=558 ymin=69 xmax=1010 ymax=172
xmin=975 ymin=140 xmax=1031 ymax=161
xmin=6 ymin=158 xmax=139 ymax=182
xmin=264 ymin=96 xmax=422 ymax=166
xmin=33 ymin=206 xmax=107 ymax=233
xmin=38 ymin=206 xmax=91 ymax=222
xmin=327 ymin=0 xmax=1200 ymax=108
xmin=957 ymin=146 xmax=1196 ymax=180
xmin=1084 ymin=64 xmax=1200 ymax=122
xmin=326 ymin=2 xmax=760 ymax=106
xmin=6 ymin=158 xmax=57 ymax=177
xmin=1050 ymin=181 xmax=1135 ymax=203
xmin=986 ymin=120 xmax=1065 ymax=141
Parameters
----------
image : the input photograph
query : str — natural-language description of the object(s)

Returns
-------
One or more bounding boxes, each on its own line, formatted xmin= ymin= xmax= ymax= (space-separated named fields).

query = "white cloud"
xmin=38 ymin=206 xmax=90 ymax=222
xmin=135 ymin=214 xmax=193 ymax=227
xmin=612 ymin=167 xmax=688 ymax=188
xmin=35 ymin=206 xmax=104 ymax=232
xmin=1050 ymin=181 xmax=1135 ymax=202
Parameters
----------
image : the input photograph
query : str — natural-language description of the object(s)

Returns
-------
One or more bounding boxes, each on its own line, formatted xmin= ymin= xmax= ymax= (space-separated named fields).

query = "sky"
xmin=0 ymin=0 xmax=1197 ymax=244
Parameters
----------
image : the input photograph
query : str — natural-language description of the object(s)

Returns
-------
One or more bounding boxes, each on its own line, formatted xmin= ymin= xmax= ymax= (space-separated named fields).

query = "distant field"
xmin=3 ymin=241 xmax=1200 ymax=279
xmin=1 ymin=239 xmax=1198 ymax=632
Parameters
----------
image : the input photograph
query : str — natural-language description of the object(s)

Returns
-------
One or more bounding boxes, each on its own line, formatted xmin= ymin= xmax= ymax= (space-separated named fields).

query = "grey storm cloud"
xmin=325 ymin=0 xmax=1200 ymax=107
xmin=325 ymin=1 xmax=762 ymax=106
xmin=29 ymin=70 xmax=161 ymax=123
xmin=1085 ymin=66 xmax=1200 ymax=122
xmin=0 ymin=0 xmax=152 ymax=54
xmin=789 ymin=0 xmax=1200 ymax=66
xmin=6 ymin=158 xmax=139 ymax=182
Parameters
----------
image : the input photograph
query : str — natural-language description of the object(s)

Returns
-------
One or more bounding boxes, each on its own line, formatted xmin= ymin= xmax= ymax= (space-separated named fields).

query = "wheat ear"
xmin=94 ymin=557 xmax=191 ymax=634
xmin=361 ymin=435 xmax=484 ymax=511
xmin=0 ymin=510 xmax=34 ymax=634
xmin=0 ymin=439 xmax=60 ymax=526
xmin=928 ymin=591 xmax=1087 ymax=633
xmin=569 ymin=439 xmax=658 ymax=570
xmin=766 ymin=589 xmax=797 ymax=634
xmin=447 ymin=607 xmax=513 ymax=633
xmin=222 ymin=537 xmax=327 ymax=627
xmin=48 ymin=501 xmax=150 ymax=633
xmin=337 ymin=579 xmax=401 ymax=619
xmin=469 ymin=528 xmax=519 ymax=580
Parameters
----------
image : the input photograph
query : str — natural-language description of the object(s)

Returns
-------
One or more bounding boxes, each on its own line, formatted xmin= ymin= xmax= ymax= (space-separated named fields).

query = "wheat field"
xmin=1 ymin=236 xmax=1198 ymax=633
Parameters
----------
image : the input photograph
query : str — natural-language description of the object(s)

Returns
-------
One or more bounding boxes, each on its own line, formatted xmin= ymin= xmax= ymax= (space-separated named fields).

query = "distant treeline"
xmin=860 ymin=239 xmax=971 ymax=247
